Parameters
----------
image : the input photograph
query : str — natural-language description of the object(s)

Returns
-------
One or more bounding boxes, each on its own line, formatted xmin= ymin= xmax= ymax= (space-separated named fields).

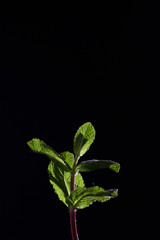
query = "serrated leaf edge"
xmin=76 ymin=159 xmax=120 ymax=173
xmin=68 ymin=187 xmax=118 ymax=209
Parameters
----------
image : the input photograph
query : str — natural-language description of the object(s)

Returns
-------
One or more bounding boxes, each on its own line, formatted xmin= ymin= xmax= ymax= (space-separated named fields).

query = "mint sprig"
xmin=27 ymin=122 xmax=120 ymax=240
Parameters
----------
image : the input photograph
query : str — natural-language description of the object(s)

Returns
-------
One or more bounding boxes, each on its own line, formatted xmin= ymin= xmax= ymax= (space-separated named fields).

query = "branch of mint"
xmin=27 ymin=122 xmax=120 ymax=240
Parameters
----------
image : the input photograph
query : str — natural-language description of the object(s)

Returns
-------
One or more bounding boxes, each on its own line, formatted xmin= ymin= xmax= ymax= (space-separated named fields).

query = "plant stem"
xmin=70 ymin=173 xmax=75 ymax=192
xmin=70 ymin=172 xmax=79 ymax=240
xmin=70 ymin=207 xmax=79 ymax=240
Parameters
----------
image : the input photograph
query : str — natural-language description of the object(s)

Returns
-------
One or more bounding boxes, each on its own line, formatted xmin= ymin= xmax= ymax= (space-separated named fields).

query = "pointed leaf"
xmin=48 ymin=160 xmax=85 ymax=206
xmin=48 ymin=161 xmax=69 ymax=206
xmin=66 ymin=186 xmax=118 ymax=209
xmin=76 ymin=160 xmax=120 ymax=173
xmin=73 ymin=122 xmax=95 ymax=158
xmin=27 ymin=138 xmax=70 ymax=171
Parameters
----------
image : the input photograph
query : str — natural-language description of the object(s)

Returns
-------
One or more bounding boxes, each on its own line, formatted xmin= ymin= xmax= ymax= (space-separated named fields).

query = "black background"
xmin=1 ymin=2 xmax=159 ymax=239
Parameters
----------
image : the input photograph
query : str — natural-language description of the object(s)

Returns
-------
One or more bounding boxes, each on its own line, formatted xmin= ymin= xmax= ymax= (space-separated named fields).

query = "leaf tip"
xmin=27 ymin=138 xmax=41 ymax=152
xmin=110 ymin=162 xmax=120 ymax=173
xmin=112 ymin=189 xmax=118 ymax=197
xmin=27 ymin=139 xmax=33 ymax=148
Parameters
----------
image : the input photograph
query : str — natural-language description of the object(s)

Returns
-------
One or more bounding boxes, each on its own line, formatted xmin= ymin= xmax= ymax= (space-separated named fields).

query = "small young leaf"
xmin=27 ymin=138 xmax=70 ymax=172
xmin=75 ymin=172 xmax=85 ymax=189
xmin=66 ymin=186 xmax=118 ymax=209
xmin=60 ymin=151 xmax=74 ymax=169
xmin=73 ymin=122 xmax=95 ymax=158
xmin=76 ymin=160 xmax=120 ymax=173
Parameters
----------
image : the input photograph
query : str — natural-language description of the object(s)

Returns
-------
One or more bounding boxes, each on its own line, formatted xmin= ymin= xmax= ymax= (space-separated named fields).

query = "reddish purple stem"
xmin=70 ymin=207 xmax=79 ymax=240
xmin=70 ymin=173 xmax=79 ymax=240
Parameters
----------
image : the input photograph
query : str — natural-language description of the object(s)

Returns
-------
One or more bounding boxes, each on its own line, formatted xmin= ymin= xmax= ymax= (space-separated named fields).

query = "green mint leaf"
xmin=64 ymin=171 xmax=85 ymax=193
xmin=60 ymin=151 xmax=85 ymax=190
xmin=48 ymin=161 xmax=70 ymax=206
xmin=76 ymin=160 xmax=120 ymax=173
xmin=60 ymin=151 xmax=74 ymax=169
xmin=60 ymin=152 xmax=81 ymax=192
xmin=66 ymin=186 xmax=118 ymax=209
xmin=73 ymin=122 xmax=95 ymax=158
xmin=27 ymin=138 xmax=70 ymax=172
xmin=75 ymin=172 xmax=85 ymax=189
xmin=48 ymin=152 xmax=85 ymax=206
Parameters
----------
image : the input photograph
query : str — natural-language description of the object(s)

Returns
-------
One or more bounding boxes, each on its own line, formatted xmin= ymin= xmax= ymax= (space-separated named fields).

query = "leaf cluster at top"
xmin=27 ymin=122 xmax=120 ymax=209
